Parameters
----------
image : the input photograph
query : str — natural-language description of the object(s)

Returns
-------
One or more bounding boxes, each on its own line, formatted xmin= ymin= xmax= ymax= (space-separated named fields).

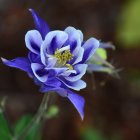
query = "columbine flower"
xmin=87 ymin=42 xmax=119 ymax=77
xmin=1 ymin=9 xmax=99 ymax=120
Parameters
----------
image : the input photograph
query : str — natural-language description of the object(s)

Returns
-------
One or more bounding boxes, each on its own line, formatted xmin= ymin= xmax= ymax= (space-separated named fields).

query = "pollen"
xmin=65 ymin=64 xmax=73 ymax=70
xmin=54 ymin=49 xmax=73 ymax=69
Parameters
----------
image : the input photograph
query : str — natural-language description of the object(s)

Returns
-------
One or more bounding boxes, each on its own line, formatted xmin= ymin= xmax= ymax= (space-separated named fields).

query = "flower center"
xmin=54 ymin=49 xmax=73 ymax=69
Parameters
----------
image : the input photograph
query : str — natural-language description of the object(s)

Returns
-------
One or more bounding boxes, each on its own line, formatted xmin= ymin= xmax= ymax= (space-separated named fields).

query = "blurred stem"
xmin=14 ymin=93 xmax=50 ymax=140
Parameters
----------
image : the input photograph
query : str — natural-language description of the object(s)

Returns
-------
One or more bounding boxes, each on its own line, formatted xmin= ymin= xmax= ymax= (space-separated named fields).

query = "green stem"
xmin=14 ymin=93 xmax=50 ymax=140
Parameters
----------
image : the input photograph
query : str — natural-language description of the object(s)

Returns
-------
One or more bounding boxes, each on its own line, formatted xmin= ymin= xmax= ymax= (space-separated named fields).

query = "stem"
xmin=14 ymin=93 xmax=50 ymax=140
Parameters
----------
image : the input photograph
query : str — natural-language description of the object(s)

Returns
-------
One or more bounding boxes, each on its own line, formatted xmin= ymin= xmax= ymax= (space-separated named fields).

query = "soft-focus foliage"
xmin=81 ymin=127 xmax=122 ymax=140
xmin=0 ymin=112 xmax=11 ymax=140
xmin=117 ymin=0 xmax=140 ymax=47
xmin=14 ymin=115 xmax=42 ymax=140
xmin=82 ymin=128 xmax=106 ymax=140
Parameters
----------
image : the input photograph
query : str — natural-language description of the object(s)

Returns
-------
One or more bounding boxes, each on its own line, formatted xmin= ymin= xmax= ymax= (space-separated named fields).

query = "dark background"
xmin=0 ymin=0 xmax=140 ymax=140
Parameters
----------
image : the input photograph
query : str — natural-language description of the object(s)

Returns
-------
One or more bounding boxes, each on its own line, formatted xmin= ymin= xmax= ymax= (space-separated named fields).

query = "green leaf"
xmin=14 ymin=115 xmax=32 ymax=134
xmin=81 ymin=128 xmax=107 ymax=140
xmin=0 ymin=133 xmax=10 ymax=140
xmin=0 ymin=112 xmax=12 ymax=140
xmin=25 ymin=125 xmax=42 ymax=140
xmin=45 ymin=105 xmax=59 ymax=119
xmin=117 ymin=0 xmax=140 ymax=47
xmin=14 ymin=114 xmax=42 ymax=140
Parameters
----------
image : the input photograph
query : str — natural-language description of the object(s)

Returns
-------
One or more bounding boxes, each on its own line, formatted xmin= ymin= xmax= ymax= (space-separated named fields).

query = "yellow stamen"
xmin=65 ymin=64 xmax=73 ymax=70
xmin=54 ymin=49 xmax=73 ymax=69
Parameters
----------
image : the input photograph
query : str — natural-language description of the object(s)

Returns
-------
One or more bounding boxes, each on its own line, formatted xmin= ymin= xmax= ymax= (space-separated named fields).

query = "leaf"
xmin=25 ymin=125 xmax=42 ymax=140
xmin=14 ymin=114 xmax=42 ymax=140
xmin=81 ymin=128 xmax=107 ymax=140
xmin=0 ymin=112 xmax=12 ymax=140
xmin=117 ymin=0 xmax=140 ymax=47
xmin=14 ymin=115 xmax=32 ymax=134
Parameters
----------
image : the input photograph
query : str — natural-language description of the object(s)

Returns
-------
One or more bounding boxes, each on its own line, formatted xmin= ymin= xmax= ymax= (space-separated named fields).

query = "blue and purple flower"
xmin=1 ymin=9 xmax=99 ymax=120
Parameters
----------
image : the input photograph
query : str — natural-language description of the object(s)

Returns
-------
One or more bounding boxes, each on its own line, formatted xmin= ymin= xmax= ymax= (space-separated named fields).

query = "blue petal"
xmin=58 ymin=78 xmax=86 ymax=91
xmin=29 ymin=9 xmax=50 ymax=39
xmin=40 ymin=85 xmax=68 ymax=97
xmin=82 ymin=38 xmax=99 ymax=63
xmin=25 ymin=30 xmax=43 ymax=54
xmin=64 ymin=64 xmax=87 ymax=82
xmin=45 ymin=31 xmax=68 ymax=54
xmin=1 ymin=57 xmax=31 ymax=73
xmin=40 ymin=84 xmax=85 ymax=120
xmin=77 ymin=29 xmax=83 ymax=42
xmin=59 ymin=69 xmax=77 ymax=77
xmin=45 ymin=67 xmax=68 ymax=76
xmin=45 ymin=78 xmax=61 ymax=87
xmin=67 ymin=90 xmax=85 ymax=120
xmin=70 ymin=47 xmax=84 ymax=65
xmin=34 ymin=78 xmax=42 ymax=86
xmin=40 ymin=31 xmax=68 ymax=65
xmin=31 ymin=63 xmax=48 ymax=82
xmin=65 ymin=27 xmax=83 ymax=41
xmin=64 ymin=26 xmax=81 ymax=52
xmin=28 ymin=52 xmax=41 ymax=63
xmin=45 ymin=57 xmax=57 ymax=68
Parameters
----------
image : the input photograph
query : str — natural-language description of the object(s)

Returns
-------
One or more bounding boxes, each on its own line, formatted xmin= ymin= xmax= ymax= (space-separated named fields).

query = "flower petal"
xmin=40 ymin=31 xmax=68 ymax=65
xmin=77 ymin=29 xmax=83 ymax=42
xmin=1 ymin=57 xmax=31 ymax=73
xmin=64 ymin=26 xmax=81 ymax=52
xmin=59 ymin=69 xmax=77 ymax=77
xmin=64 ymin=64 xmax=87 ymax=82
xmin=25 ymin=30 xmax=43 ymax=54
xmin=46 ymin=31 xmax=68 ymax=54
xmin=31 ymin=63 xmax=48 ymax=82
xmin=45 ymin=67 xmax=68 ymax=76
xmin=40 ymin=86 xmax=68 ymax=97
xmin=58 ymin=78 xmax=86 ymax=91
xmin=70 ymin=47 xmax=84 ymax=65
xmin=29 ymin=9 xmax=50 ymax=39
xmin=81 ymin=38 xmax=99 ymax=63
xmin=65 ymin=27 xmax=83 ymax=41
xmin=45 ymin=57 xmax=57 ymax=68
xmin=67 ymin=90 xmax=85 ymax=120
xmin=28 ymin=52 xmax=41 ymax=63
xmin=45 ymin=78 xmax=61 ymax=87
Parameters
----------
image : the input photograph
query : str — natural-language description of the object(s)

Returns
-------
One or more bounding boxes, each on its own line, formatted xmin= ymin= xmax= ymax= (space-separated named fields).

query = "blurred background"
xmin=0 ymin=0 xmax=140 ymax=140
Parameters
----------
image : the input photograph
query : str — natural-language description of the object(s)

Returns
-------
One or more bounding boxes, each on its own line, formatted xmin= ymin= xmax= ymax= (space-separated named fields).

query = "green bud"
xmin=45 ymin=105 xmax=59 ymax=119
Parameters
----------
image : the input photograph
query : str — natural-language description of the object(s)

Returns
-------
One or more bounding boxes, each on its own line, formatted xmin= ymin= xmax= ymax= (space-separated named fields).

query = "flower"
xmin=87 ymin=42 xmax=119 ymax=77
xmin=1 ymin=9 xmax=99 ymax=120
